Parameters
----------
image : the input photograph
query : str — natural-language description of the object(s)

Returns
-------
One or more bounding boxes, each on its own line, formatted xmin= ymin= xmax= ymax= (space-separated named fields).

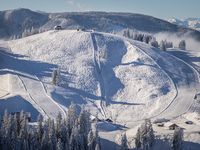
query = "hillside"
xmin=0 ymin=30 xmax=197 ymax=125
xmin=1 ymin=8 xmax=200 ymax=41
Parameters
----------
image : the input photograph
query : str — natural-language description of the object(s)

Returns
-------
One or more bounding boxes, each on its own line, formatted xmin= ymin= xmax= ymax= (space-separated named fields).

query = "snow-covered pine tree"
xmin=56 ymin=112 xmax=62 ymax=139
xmin=150 ymin=40 xmax=159 ymax=48
xmin=37 ymin=114 xmax=43 ymax=143
xmin=171 ymin=127 xmax=183 ymax=150
xmin=1 ymin=111 xmax=12 ymax=150
xmin=57 ymin=138 xmax=64 ymax=150
xmin=60 ymin=120 xmax=69 ymax=150
xmin=79 ymin=109 xmax=91 ymax=136
xmin=135 ymin=119 xmax=155 ymax=150
xmin=165 ymin=41 xmax=173 ymax=48
xmin=52 ymin=69 xmax=58 ymax=85
xmin=69 ymin=120 xmax=80 ymax=150
xmin=40 ymin=130 xmax=49 ymax=150
xmin=79 ymin=109 xmax=91 ymax=150
xmin=146 ymin=119 xmax=154 ymax=148
xmin=19 ymin=111 xmax=28 ymax=150
xmin=48 ymin=119 xmax=57 ymax=150
xmin=67 ymin=103 xmax=78 ymax=137
xmin=119 ymin=133 xmax=128 ymax=150
xmin=135 ymin=128 xmax=141 ymax=149
xmin=88 ymin=121 xmax=101 ymax=150
xmin=179 ymin=40 xmax=186 ymax=50
xmin=8 ymin=114 xmax=18 ymax=150
xmin=95 ymin=142 xmax=101 ymax=150
xmin=160 ymin=40 xmax=166 ymax=51
xmin=52 ymin=67 xmax=61 ymax=85
xmin=126 ymin=29 xmax=131 ymax=38
xmin=143 ymin=35 xmax=152 ymax=44
xmin=94 ymin=125 xmax=101 ymax=150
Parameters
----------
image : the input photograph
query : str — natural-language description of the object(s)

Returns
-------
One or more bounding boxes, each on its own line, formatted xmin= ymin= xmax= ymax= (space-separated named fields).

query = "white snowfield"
xmin=0 ymin=30 xmax=199 ymax=126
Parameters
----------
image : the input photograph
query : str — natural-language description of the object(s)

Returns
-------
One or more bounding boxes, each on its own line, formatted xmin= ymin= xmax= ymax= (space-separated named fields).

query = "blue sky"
xmin=0 ymin=0 xmax=199 ymax=19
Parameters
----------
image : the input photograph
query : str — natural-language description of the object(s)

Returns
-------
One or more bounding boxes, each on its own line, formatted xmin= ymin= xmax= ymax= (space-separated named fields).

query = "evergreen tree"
xmin=19 ymin=111 xmax=28 ymax=150
xmin=69 ymin=120 xmax=80 ymax=150
xmin=48 ymin=119 xmax=57 ymax=150
xmin=119 ymin=133 xmax=128 ymax=150
xmin=67 ymin=103 xmax=78 ymax=137
xmin=79 ymin=109 xmax=91 ymax=150
xmin=160 ymin=40 xmax=166 ymax=51
xmin=135 ymin=128 xmax=141 ymax=149
xmin=179 ymin=40 xmax=186 ymax=50
xmin=37 ymin=114 xmax=43 ymax=143
xmin=171 ymin=127 xmax=183 ymax=150
xmin=0 ymin=106 xmax=96 ymax=150
xmin=41 ymin=130 xmax=49 ymax=150
xmin=52 ymin=68 xmax=60 ymax=85
xmin=95 ymin=142 xmax=101 ymax=150
xmin=150 ymin=40 xmax=159 ymax=48
xmin=56 ymin=112 xmax=62 ymax=139
xmin=57 ymin=138 xmax=64 ymax=150
xmin=60 ymin=120 xmax=69 ymax=150
xmin=88 ymin=130 xmax=95 ymax=150
xmin=135 ymin=119 xmax=155 ymax=150
xmin=1 ymin=111 xmax=11 ymax=150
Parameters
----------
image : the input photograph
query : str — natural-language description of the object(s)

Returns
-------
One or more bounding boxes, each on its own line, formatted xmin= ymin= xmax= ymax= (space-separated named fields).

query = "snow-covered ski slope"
xmin=0 ymin=30 xmax=198 ymax=124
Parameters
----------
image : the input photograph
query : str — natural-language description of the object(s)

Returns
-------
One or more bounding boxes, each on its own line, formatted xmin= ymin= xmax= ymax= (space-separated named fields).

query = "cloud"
xmin=66 ymin=0 xmax=89 ymax=11
xmin=154 ymin=32 xmax=200 ymax=51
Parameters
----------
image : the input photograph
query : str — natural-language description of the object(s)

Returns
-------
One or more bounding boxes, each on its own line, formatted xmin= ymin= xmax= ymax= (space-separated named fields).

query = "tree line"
xmin=123 ymin=29 xmax=186 ymax=50
xmin=0 ymin=104 xmax=101 ymax=150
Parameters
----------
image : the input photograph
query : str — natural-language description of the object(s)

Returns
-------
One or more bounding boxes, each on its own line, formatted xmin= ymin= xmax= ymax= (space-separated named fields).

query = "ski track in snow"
xmin=34 ymin=75 xmax=67 ymax=119
xmin=17 ymin=75 xmax=49 ymax=119
xmin=130 ymin=43 xmax=179 ymax=119
xmin=0 ymin=49 xmax=66 ymax=120
xmin=17 ymin=74 xmax=64 ymax=119
xmin=1 ymin=30 xmax=200 ymax=125
xmin=126 ymin=40 xmax=178 ymax=118
xmin=90 ymin=32 xmax=107 ymax=118
xmin=163 ymin=51 xmax=200 ymax=113
xmin=133 ymin=42 xmax=199 ymax=120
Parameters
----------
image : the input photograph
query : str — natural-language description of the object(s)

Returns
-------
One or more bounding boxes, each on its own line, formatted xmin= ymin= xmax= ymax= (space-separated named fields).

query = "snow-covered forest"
xmin=0 ymin=104 xmax=101 ymax=150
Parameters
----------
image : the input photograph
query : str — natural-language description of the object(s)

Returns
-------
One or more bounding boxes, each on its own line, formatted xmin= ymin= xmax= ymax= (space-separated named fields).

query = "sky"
xmin=0 ymin=0 xmax=199 ymax=19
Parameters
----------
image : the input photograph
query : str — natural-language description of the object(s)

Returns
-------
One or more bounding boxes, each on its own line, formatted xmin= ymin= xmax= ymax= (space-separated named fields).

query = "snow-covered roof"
xmin=164 ymin=122 xmax=178 ymax=127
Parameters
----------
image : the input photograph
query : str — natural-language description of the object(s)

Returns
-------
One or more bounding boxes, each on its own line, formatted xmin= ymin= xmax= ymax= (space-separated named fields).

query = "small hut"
xmin=164 ymin=122 xmax=179 ymax=130
xmin=105 ymin=118 xmax=113 ymax=123
xmin=54 ymin=25 xmax=62 ymax=30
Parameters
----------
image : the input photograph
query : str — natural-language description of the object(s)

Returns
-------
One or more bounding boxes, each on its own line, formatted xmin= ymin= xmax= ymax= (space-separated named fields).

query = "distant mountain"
xmin=1 ymin=8 xmax=200 ymax=41
xmin=168 ymin=18 xmax=200 ymax=31
xmin=0 ymin=8 xmax=49 ymax=38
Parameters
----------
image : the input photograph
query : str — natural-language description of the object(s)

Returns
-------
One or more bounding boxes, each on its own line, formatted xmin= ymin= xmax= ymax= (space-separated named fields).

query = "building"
xmin=157 ymin=123 xmax=164 ymax=127
xmin=164 ymin=122 xmax=179 ymax=130
xmin=54 ymin=25 xmax=62 ymax=30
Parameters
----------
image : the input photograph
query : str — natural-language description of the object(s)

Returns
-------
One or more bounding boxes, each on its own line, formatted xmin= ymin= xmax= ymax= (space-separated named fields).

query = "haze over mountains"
xmin=168 ymin=18 xmax=200 ymax=31
xmin=1 ymin=8 xmax=200 ymax=41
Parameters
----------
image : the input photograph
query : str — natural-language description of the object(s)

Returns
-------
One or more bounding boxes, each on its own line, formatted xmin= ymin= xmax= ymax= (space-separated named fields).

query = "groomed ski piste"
xmin=0 ymin=30 xmax=200 ymax=149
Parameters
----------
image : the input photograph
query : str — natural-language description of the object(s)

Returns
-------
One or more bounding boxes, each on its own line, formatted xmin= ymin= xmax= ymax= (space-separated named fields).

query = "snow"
xmin=0 ymin=30 xmax=197 ymax=121
xmin=0 ymin=29 xmax=200 ymax=149
xmin=168 ymin=17 xmax=200 ymax=31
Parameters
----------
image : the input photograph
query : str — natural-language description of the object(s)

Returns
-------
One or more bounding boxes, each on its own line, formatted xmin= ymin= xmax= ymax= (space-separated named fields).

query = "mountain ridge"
xmin=1 ymin=8 xmax=200 ymax=41
xmin=168 ymin=17 xmax=200 ymax=31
